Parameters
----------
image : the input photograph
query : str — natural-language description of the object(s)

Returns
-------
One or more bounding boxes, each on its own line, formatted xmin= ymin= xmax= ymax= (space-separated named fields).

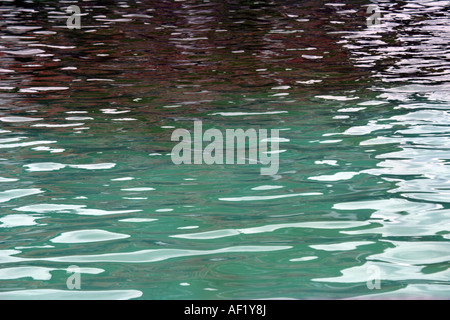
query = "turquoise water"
xmin=0 ymin=0 xmax=449 ymax=299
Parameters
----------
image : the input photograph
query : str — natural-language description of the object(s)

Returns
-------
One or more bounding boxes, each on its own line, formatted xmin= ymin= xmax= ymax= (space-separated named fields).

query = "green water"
xmin=0 ymin=0 xmax=449 ymax=299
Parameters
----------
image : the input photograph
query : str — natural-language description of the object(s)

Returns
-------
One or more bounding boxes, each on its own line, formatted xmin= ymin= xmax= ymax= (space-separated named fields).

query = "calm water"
xmin=0 ymin=0 xmax=449 ymax=299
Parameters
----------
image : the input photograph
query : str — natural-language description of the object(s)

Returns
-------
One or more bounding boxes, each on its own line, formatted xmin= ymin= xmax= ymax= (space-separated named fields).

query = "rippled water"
xmin=1 ymin=0 xmax=449 ymax=299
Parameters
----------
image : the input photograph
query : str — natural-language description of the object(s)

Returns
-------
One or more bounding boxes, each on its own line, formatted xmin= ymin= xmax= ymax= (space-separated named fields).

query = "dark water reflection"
xmin=0 ymin=0 xmax=449 ymax=299
xmin=1 ymin=0 xmax=369 ymax=106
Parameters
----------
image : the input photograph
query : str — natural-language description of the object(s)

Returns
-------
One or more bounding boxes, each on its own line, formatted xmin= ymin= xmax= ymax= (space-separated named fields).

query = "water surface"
xmin=0 ymin=0 xmax=449 ymax=299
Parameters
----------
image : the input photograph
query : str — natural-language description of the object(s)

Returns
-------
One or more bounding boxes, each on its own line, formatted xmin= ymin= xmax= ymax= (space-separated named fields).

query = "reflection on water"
xmin=0 ymin=0 xmax=449 ymax=299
